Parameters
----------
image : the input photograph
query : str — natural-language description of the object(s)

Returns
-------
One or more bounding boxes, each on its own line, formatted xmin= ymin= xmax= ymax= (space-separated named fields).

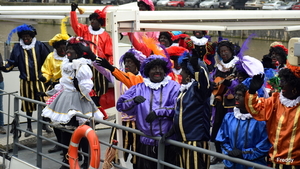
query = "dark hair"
xmin=66 ymin=43 xmax=85 ymax=58
xmin=192 ymin=31 xmax=207 ymax=36
xmin=17 ymin=27 xmax=37 ymax=39
xmin=138 ymin=1 xmax=151 ymax=10
xmin=180 ymin=61 xmax=195 ymax=79
xmin=53 ymin=40 xmax=67 ymax=49
xmin=234 ymin=83 xmax=248 ymax=95
xmin=269 ymin=46 xmax=287 ymax=65
xmin=262 ymin=54 xmax=276 ymax=69
xmin=123 ymin=52 xmax=141 ymax=71
xmin=279 ymin=68 xmax=300 ymax=90
xmin=159 ymin=32 xmax=173 ymax=46
xmin=89 ymin=13 xmax=105 ymax=26
xmin=143 ymin=59 xmax=168 ymax=77
xmin=217 ymin=41 xmax=234 ymax=55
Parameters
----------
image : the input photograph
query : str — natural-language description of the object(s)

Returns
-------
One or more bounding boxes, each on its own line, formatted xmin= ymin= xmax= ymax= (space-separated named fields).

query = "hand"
xmin=164 ymin=125 xmax=175 ymax=138
xmin=37 ymin=92 xmax=47 ymax=97
xmin=145 ymin=111 xmax=157 ymax=123
xmin=95 ymin=58 xmax=115 ymax=72
xmin=71 ymin=2 xmax=78 ymax=11
xmin=133 ymin=96 xmax=146 ymax=104
xmin=249 ymin=74 xmax=265 ymax=94
xmin=39 ymin=75 xmax=47 ymax=83
xmin=79 ymin=44 xmax=97 ymax=61
xmin=228 ymin=148 xmax=243 ymax=159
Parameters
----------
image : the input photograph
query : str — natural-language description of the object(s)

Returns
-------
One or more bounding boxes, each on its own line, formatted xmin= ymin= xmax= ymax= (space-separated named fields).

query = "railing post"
xmin=157 ymin=136 xmax=165 ymax=169
xmin=12 ymin=97 xmax=19 ymax=157
xmin=36 ymin=104 xmax=43 ymax=168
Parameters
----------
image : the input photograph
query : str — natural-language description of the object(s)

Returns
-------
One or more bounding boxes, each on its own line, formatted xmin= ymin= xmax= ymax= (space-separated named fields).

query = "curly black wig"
xmin=217 ymin=41 xmax=235 ymax=56
xmin=138 ymin=1 xmax=151 ymax=11
xmin=143 ymin=59 xmax=169 ymax=77
xmin=123 ymin=52 xmax=141 ymax=71
xmin=89 ymin=13 xmax=105 ymax=26
xmin=192 ymin=31 xmax=207 ymax=36
xmin=53 ymin=40 xmax=67 ymax=49
xmin=234 ymin=83 xmax=248 ymax=96
xmin=17 ymin=29 xmax=37 ymax=39
xmin=269 ymin=46 xmax=287 ymax=65
xmin=159 ymin=32 xmax=173 ymax=46
xmin=278 ymin=68 xmax=300 ymax=90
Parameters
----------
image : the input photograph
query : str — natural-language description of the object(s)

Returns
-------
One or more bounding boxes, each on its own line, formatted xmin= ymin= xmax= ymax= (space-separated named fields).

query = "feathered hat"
xmin=6 ymin=24 xmax=37 ymax=45
xmin=91 ymin=6 xmax=111 ymax=27
xmin=140 ymin=55 xmax=172 ymax=78
xmin=119 ymin=48 xmax=146 ymax=71
xmin=166 ymin=46 xmax=188 ymax=59
xmin=138 ymin=0 xmax=155 ymax=11
xmin=48 ymin=16 xmax=70 ymax=46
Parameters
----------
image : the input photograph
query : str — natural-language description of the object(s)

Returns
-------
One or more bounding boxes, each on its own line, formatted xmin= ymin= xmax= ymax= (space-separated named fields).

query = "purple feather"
xmin=237 ymin=33 xmax=257 ymax=60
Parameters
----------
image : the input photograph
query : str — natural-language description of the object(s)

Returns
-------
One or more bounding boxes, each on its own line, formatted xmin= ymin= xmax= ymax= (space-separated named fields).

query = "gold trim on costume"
xmin=187 ymin=141 xmax=191 ymax=169
xmin=132 ymin=121 xmax=137 ymax=164
xmin=248 ymin=94 xmax=260 ymax=114
xmin=32 ymin=48 xmax=38 ymax=80
xmin=272 ymin=112 xmax=285 ymax=162
xmin=286 ymin=106 xmax=300 ymax=165
xmin=193 ymin=141 xmax=197 ymax=169
xmin=24 ymin=50 xmax=30 ymax=81
xmin=178 ymin=92 xmax=187 ymax=141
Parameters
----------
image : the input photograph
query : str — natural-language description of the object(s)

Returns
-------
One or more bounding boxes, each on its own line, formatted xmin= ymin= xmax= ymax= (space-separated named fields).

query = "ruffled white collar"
xmin=179 ymin=79 xmax=195 ymax=92
xmin=279 ymin=92 xmax=300 ymax=107
xmin=53 ymin=49 xmax=67 ymax=61
xmin=217 ymin=56 xmax=239 ymax=72
xmin=88 ymin=25 xmax=105 ymax=35
xmin=20 ymin=37 xmax=36 ymax=50
xmin=233 ymin=107 xmax=252 ymax=120
xmin=62 ymin=57 xmax=89 ymax=72
xmin=190 ymin=36 xmax=208 ymax=46
xmin=144 ymin=76 xmax=171 ymax=90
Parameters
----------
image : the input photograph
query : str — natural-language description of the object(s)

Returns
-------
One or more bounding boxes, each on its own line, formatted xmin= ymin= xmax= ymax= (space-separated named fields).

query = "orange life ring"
xmin=67 ymin=125 xmax=100 ymax=169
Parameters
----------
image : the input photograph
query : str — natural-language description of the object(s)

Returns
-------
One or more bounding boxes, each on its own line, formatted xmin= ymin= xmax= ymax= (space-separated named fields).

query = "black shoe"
xmin=211 ymin=156 xmax=222 ymax=165
xmin=43 ymin=124 xmax=53 ymax=133
xmin=48 ymin=145 xmax=62 ymax=153
xmin=24 ymin=128 xmax=33 ymax=137
xmin=59 ymin=159 xmax=69 ymax=169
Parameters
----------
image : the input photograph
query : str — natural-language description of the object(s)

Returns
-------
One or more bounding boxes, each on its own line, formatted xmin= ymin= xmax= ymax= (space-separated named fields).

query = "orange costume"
xmin=245 ymin=92 xmax=300 ymax=166
xmin=70 ymin=11 xmax=113 ymax=64
xmin=112 ymin=68 xmax=144 ymax=88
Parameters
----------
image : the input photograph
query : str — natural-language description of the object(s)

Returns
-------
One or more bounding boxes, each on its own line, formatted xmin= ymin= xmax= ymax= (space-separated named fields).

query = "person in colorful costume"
xmin=40 ymin=17 xmax=70 ymax=154
xmin=41 ymin=37 xmax=104 ymax=169
xmin=117 ymin=55 xmax=180 ymax=169
xmin=245 ymin=61 xmax=300 ymax=169
xmin=216 ymin=83 xmax=271 ymax=169
xmin=210 ymin=40 xmax=240 ymax=165
xmin=168 ymin=49 xmax=212 ymax=169
xmin=70 ymin=3 xmax=113 ymax=109
xmin=1 ymin=24 xmax=51 ymax=137
xmin=93 ymin=48 xmax=146 ymax=169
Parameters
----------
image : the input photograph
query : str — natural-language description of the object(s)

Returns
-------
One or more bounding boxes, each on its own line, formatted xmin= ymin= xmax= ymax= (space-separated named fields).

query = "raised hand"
xmin=71 ymin=2 xmax=78 ymax=11
xmin=95 ymin=58 xmax=115 ymax=72
xmin=249 ymin=74 xmax=265 ymax=94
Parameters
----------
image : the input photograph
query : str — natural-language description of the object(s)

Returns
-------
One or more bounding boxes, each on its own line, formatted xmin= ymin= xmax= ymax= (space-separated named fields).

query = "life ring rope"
xmin=68 ymin=125 xmax=100 ymax=169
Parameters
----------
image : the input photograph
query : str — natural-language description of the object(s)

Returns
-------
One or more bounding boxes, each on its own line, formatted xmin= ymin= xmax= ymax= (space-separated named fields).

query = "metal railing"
xmin=2 ymin=91 xmax=273 ymax=169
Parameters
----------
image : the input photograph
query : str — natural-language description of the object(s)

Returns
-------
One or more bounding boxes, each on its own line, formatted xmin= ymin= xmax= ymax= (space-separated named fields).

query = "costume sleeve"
xmin=245 ymin=91 xmax=276 ymax=121
xmin=41 ymin=53 xmax=53 ymax=82
xmin=195 ymin=65 xmax=211 ymax=97
xmin=3 ymin=46 xmax=19 ymax=72
xmin=216 ymin=115 xmax=233 ymax=155
xmin=111 ymin=68 xmax=138 ymax=88
xmin=39 ymin=42 xmax=51 ymax=64
xmin=70 ymin=11 xmax=85 ymax=36
xmin=92 ymin=61 xmax=114 ymax=83
xmin=116 ymin=85 xmax=138 ymax=115
xmin=128 ymin=32 xmax=152 ymax=57
xmin=242 ymin=122 xmax=271 ymax=160
xmin=76 ymin=65 xmax=93 ymax=98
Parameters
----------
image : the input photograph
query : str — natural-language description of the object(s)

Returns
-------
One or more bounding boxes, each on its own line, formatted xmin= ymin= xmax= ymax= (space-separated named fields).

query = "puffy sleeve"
xmin=76 ymin=64 xmax=93 ymax=98
xmin=41 ymin=53 xmax=54 ymax=82
xmin=245 ymin=92 xmax=277 ymax=121
xmin=116 ymin=85 xmax=139 ymax=115
xmin=70 ymin=11 xmax=86 ymax=37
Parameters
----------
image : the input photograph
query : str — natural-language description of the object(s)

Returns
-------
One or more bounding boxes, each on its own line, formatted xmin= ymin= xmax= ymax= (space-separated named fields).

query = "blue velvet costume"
xmin=216 ymin=110 xmax=272 ymax=169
